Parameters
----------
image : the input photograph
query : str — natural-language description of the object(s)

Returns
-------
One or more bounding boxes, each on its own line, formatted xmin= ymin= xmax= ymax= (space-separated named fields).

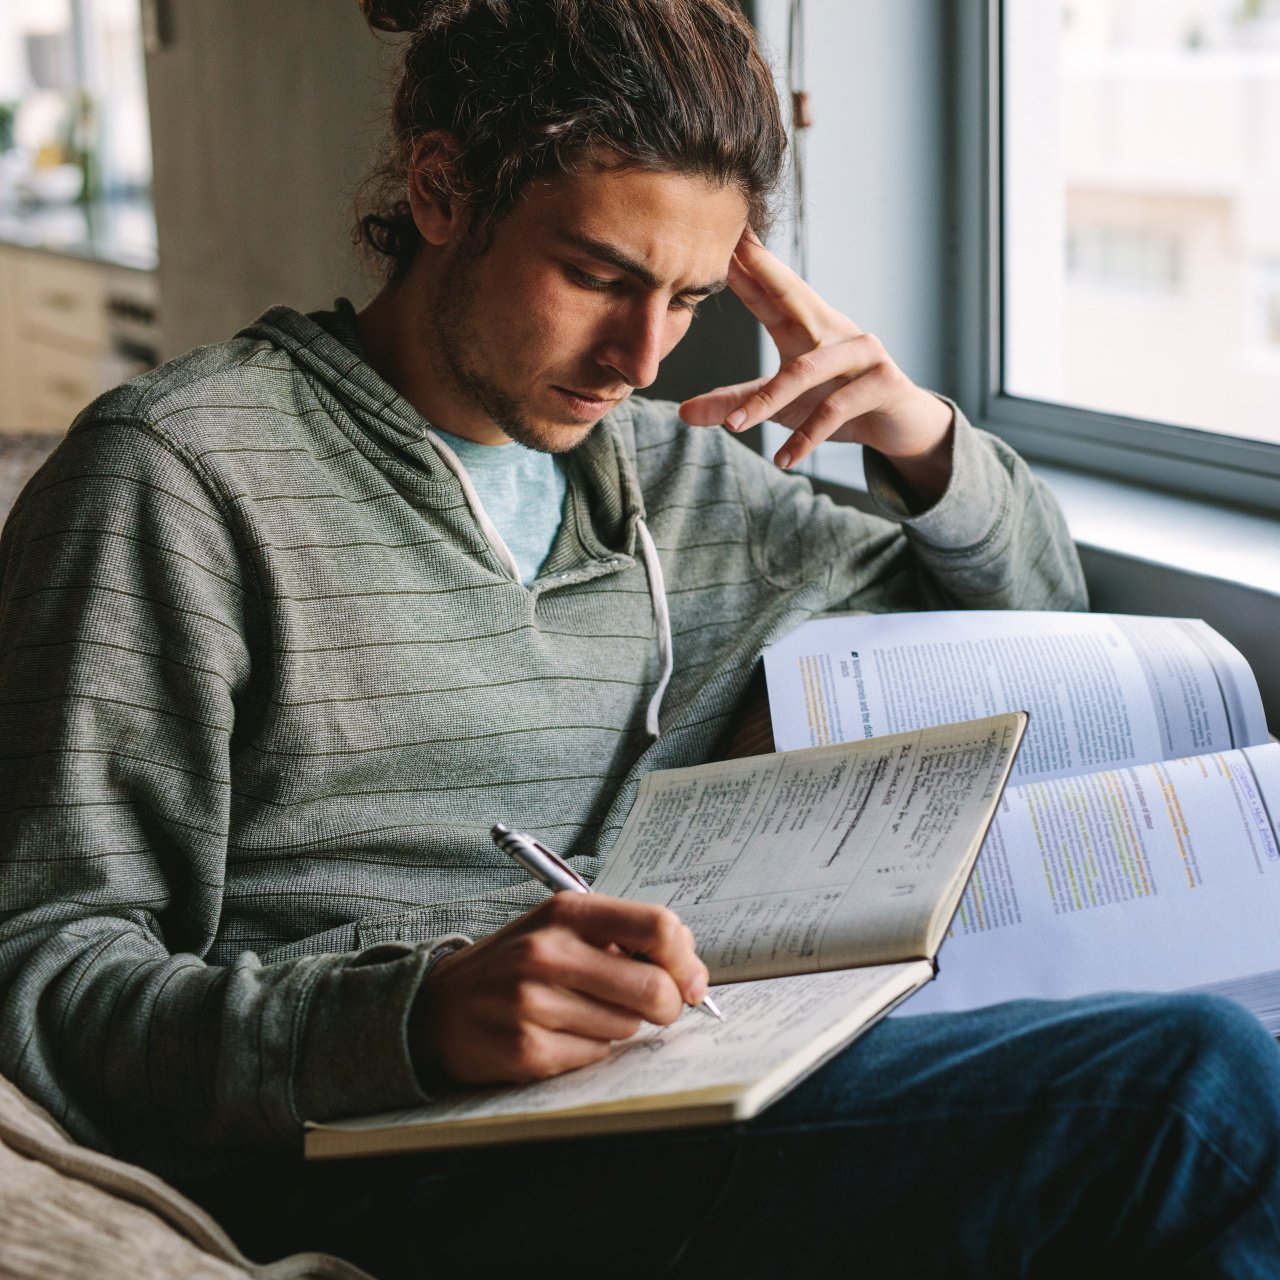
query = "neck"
xmin=355 ymin=259 xmax=507 ymax=445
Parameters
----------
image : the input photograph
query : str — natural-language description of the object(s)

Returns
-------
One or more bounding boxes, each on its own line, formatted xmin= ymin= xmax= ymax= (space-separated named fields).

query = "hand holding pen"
xmin=492 ymin=824 xmax=724 ymax=1021
xmin=407 ymin=833 xmax=718 ymax=1087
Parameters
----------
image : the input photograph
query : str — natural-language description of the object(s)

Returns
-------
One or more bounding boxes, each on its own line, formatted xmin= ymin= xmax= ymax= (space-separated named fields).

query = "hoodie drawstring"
xmin=635 ymin=519 xmax=673 ymax=740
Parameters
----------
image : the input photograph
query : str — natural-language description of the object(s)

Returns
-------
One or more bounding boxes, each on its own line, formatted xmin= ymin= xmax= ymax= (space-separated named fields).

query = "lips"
xmin=552 ymin=385 xmax=624 ymax=406
xmin=549 ymin=385 xmax=630 ymax=422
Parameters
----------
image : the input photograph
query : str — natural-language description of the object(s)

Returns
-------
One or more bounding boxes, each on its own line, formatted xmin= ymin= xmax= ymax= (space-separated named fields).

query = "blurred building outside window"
xmin=1252 ymin=259 xmax=1280 ymax=347
xmin=1005 ymin=0 xmax=1280 ymax=447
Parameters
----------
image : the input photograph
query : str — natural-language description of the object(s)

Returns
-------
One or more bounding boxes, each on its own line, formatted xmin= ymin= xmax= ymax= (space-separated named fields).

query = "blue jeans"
xmin=185 ymin=993 xmax=1280 ymax=1278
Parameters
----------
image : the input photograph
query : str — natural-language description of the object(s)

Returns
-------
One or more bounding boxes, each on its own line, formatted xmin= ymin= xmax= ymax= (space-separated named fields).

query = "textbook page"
xmin=762 ymin=611 xmax=1269 ymax=784
xmin=306 ymin=961 xmax=934 ymax=1157
xmin=593 ymin=714 xmax=1025 ymax=980
xmin=903 ymin=742 xmax=1280 ymax=1029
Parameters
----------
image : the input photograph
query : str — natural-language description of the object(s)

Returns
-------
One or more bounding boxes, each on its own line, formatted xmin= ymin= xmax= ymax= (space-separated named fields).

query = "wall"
xmin=144 ymin=1 xmax=391 ymax=358
xmin=754 ymin=0 xmax=949 ymax=489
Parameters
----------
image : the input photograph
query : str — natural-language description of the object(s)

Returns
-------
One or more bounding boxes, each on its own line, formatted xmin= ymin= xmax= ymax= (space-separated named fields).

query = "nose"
xmin=596 ymin=299 xmax=677 ymax=390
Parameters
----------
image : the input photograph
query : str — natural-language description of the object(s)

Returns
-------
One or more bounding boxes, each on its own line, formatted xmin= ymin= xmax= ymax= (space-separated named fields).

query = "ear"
xmin=407 ymin=132 xmax=467 ymax=247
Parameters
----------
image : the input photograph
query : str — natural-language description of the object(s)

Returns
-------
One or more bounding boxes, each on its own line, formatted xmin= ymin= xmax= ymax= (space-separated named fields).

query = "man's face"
xmin=427 ymin=162 xmax=750 ymax=451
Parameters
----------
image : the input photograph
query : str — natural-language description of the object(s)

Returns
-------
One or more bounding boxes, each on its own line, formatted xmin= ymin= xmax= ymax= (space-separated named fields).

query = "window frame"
xmin=948 ymin=0 xmax=1280 ymax=515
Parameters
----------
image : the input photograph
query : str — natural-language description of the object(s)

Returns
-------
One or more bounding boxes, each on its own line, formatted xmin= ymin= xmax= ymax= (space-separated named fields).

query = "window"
xmin=1065 ymin=226 xmax=1182 ymax=293
xmin=962 ymin=0 xmax=1280 ymax=511
xmin=749 ymin=2 xmax=1279 ymax=510
xmin=1250 ymin=260 xmax=1280 ymax=350
xmin=0 ymin=0 xmax=152 ymax=205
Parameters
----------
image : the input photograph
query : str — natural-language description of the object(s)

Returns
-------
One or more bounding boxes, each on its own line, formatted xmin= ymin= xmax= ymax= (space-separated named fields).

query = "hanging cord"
xmin=635 ymin=520 xmax=674 ymax=739
xmin=787 ymin=0 xmax=812 ymax=280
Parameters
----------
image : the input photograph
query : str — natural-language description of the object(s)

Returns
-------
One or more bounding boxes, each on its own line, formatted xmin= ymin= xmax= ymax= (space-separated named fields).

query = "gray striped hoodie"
xmin=0 ymin=300 xmax=1086 ymax=1179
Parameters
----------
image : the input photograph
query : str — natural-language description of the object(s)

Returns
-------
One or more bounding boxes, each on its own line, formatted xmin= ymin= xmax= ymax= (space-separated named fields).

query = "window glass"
xmin=0 ymin=0 xmax=151 ymax=205
xmin=1004 ymin=0 xmax=1280 ymax=446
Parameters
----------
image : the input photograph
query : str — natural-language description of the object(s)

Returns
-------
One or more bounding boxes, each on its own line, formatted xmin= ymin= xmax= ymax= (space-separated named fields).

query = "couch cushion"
xmin=0 ymin=1073 xmax=370 ymax=1280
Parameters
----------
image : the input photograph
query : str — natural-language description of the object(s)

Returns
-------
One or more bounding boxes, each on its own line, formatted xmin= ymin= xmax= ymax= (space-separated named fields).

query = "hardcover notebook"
xmin=305 ymin=711 xmax=1026 ymax=1159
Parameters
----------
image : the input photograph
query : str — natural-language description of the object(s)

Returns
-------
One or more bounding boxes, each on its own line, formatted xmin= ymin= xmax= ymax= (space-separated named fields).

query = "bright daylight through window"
xmin=0 ymin=0 xmax=152 ymax=207
xmin=1004 ymin=0 xmax=1280 ymax=447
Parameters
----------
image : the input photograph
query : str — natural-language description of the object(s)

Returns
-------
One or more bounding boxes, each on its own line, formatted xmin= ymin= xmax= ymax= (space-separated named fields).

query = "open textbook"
xmin=762 ymin=610 xmax=1280 ymax=1028
xmin=306 ymin=712 xmax=1026 ymax=1158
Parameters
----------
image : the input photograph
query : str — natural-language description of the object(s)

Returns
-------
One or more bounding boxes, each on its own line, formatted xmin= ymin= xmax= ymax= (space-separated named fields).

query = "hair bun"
xmin=359 ymin=0 xmax=436 ymax=33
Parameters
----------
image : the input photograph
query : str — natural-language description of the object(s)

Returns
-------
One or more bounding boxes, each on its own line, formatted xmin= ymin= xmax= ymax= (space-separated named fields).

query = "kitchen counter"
xmin=0 ymin=195 xmax=156 ymax=273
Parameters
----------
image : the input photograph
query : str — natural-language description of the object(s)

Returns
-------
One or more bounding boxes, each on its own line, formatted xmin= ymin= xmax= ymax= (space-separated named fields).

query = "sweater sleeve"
xmin=856 ymin=399 xmax=1088 ymax=612
xmin=0 ymin=419 xmax=429 ymax=1177
xmin=729 ymin=402 xmax=1088 ymax=616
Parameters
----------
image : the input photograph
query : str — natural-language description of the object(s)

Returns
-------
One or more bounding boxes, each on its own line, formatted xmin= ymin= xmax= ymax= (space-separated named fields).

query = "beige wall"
xmin=145 ymin=2 xmax=395 ymax=359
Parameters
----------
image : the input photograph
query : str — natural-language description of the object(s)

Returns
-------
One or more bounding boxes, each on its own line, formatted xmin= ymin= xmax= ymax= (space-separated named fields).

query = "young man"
xmin=2 ymin=1 xmax=1279 ymax=1274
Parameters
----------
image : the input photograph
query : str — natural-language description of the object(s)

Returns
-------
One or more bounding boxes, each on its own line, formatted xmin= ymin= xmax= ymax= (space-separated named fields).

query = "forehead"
xmin=512 ymin=164 xmax=749 ymax=286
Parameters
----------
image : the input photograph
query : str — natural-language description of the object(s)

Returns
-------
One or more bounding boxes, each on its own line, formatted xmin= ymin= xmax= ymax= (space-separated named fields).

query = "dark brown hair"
xmin=356 ymin=0 xmax=786 ymax=279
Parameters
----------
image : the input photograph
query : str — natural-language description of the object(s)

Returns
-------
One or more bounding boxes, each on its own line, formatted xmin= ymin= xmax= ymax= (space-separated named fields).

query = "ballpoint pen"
xmin=490 ymin=822 xmax=724 ymax=1021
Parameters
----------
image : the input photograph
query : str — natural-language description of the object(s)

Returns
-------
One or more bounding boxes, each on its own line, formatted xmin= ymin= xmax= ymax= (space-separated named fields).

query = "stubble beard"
xmin=431 ymin=254 xmax=596 ymax=456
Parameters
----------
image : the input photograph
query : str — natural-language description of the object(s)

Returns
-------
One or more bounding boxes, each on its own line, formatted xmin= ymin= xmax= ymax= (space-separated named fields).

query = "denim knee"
xmin=1102 ymin=992 xmax=1280 ymax=1114
xmin=731 ymin=994 xmax=1280 ymax=1277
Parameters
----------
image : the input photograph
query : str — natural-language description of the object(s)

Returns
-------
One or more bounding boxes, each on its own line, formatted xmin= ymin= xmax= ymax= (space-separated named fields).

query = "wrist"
xmin=408 ymin=935 xmax=471 ymax=1093
xmin=883 ymin=394 xmax=955 ymax=511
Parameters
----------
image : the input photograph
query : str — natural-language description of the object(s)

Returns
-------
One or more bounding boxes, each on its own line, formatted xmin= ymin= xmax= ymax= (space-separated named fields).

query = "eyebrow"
xmin=560 ymin=231 xmax=729 ymax=298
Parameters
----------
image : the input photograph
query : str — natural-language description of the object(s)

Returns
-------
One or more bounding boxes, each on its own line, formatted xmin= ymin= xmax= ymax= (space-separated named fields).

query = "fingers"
xmin=727 ymin=233 xmax=828 ymax=343
xmin=501 ymin=958 xmax=651 ymax=1044
xmin=700 ymin=233 xmax=951 ymax=484
xmin=539 ymin=894 xmax=709 ymax=1012
xmin=500 ymin=906 xmax=690 ymax=1027
xmin=479 ymin=1026 xmax=618 ymax=1084
xmin=424 ymin=960 xmax=641 ymax=1085
xmin=772 ymin=371 xmax=891 ymax=470
xmin=410 ymin=894 xmax=711 ymax=1088
xmin=685 ymin=232 xmax=871 ymax=438
xmin=722 ymin=333 xmax=888 ymax=437
xmin=679 ymin=376 xmax=770 ymax=427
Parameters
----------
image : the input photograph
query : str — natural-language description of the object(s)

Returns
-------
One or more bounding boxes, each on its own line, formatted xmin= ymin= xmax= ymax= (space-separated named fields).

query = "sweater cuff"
xmin=292 ymin=941 xmax=440 ymax=1125
xmin=862 ymin=397 xmax=1011 ymax=549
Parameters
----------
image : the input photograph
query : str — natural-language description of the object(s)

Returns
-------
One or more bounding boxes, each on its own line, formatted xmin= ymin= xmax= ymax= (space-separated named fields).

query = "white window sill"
xmin=1034 ymin=463 xmax=1278 ymax=601
xmin=1036 ymin=463 xmax=1280 ymax=728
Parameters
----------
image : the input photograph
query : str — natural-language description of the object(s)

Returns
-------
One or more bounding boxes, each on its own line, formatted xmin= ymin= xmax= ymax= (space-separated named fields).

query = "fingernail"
xmin=775 ymin=448 xmax=792 ymax=469
xmin=724 ymin=409 xmax=746 ymax=430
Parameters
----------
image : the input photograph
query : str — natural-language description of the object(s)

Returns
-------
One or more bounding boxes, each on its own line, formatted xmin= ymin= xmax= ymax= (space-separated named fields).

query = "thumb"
xmin=679 ymin=376 xmax=771 ymax=427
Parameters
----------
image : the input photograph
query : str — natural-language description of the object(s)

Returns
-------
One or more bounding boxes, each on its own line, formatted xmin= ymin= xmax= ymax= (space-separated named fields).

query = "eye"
xmin=568 ymin=266 xmax=619 ymax=292
xmin=670 ymin=295 xmax=703 ymax=316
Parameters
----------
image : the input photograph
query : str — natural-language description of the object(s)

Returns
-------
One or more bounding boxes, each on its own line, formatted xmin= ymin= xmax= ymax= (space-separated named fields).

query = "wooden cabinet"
xmin=0 ymin=245 xmax=159 ymax=433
